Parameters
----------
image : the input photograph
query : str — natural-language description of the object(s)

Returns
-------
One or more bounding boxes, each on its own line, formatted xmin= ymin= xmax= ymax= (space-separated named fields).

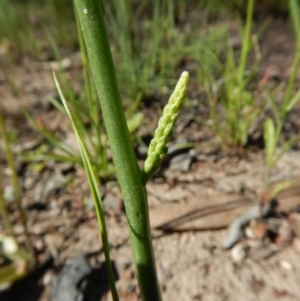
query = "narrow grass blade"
xmin=271 ymin=180 xmax=296 ymax=199
xmin=21 ymin=153 xmax=80 ymax=165
xmin=284 ymin=0 xmax=300 ymax=106
xmin=286 ymin=87 xmax=300 ymax=113
xmin=237 ymin=0 xmax=254 ymax=87
xmin=263 ymin=88 xmax=281 ymax=123
xmin=48 ymin=97 xmax=67 ymax=114
xmin=0 ymin=264 xmax=27 ymax=285
xmin=0 ymin=112 xmax=34 ymax=266
xmin=23 ymin=109 xmax=77 ymax=157
xmin=49 ymin=96 xmax=101 ymax=174
xmin=53 ymin=73 xmax=119 ymax=301
xmin=290 ymin=0 xmax=300 ymax=32
xmin=275 ymin=136 xmax=300 ymax=163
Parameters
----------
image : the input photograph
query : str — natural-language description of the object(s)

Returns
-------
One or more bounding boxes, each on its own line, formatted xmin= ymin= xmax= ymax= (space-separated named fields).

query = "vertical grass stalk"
xmin=237 ymin=0 xmax=254 ymax=88
xmin=73 ymin=1 xmax=162 ymax=300
xmin=0 ymin=113 xmax=35 ymax=266
xmin=284 ymin=0 xmax=300 ymax=107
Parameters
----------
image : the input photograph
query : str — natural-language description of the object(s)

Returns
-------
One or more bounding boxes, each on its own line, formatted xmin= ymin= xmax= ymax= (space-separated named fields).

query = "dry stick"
xmin=73 ymin=1 xmax=162 ymax=300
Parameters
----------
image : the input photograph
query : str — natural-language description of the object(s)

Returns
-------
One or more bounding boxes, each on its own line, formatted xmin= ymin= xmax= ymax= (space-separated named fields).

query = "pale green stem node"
xmin=142 ymin=71 xmax=189 ymax=183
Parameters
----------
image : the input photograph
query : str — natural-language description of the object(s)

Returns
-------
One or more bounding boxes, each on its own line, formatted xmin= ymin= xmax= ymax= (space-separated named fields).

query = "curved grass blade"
xmin=53 ymin=73 xmax=119 ymax=301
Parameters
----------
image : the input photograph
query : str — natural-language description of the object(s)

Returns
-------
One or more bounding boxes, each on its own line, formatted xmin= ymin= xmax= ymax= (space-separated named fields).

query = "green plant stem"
xmin=74 ymin=4 xmax=108 ymax=175
xmin=0 ymin=113 xmax=35 ymax=266
xmin=237 ymin=0 xmax=254 ymax=89
xmin=74 ymin=6 xmax=94 ymax=119
xmin=283 ymin=0 xmax=300 ymax=108
xmin=74 ymin=1 xmax=162 ymax=301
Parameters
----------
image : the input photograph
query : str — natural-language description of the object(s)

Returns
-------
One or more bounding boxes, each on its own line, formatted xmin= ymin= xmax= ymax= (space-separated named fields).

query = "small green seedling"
xmin=205 ymin=0 xmax=261 ymax=148
xmin=263 ymin=0 xmax=300 ymax=189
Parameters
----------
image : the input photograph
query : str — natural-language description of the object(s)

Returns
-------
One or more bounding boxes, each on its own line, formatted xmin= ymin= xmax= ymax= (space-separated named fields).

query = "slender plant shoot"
xmin=54 ymin=73 xmax=119 ymax=301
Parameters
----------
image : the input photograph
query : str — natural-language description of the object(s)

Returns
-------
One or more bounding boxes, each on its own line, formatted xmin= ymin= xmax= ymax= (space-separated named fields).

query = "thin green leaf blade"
xmin=286 ymin=87 xmax=300 ymax=113
xmin=53 ymin=72 xmax=119 ymax=301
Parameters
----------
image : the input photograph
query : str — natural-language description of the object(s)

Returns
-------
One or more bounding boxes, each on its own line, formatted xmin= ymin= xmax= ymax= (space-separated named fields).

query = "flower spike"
xmin=142 ymin=71 xmax=189 ymax=184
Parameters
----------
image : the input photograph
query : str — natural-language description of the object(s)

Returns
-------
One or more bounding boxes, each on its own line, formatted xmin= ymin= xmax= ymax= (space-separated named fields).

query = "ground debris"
xmin=51 ymin=252 xmax=91 ymax=301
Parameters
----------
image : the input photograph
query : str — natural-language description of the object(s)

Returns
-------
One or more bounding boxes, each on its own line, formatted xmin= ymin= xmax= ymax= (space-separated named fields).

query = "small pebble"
xmin=279 ymin=260 xmax=293 ymax=271
xmin=231 ymin=243 xmax=246 ymax=262
xmin=3 ymin=185 xmax=15 ymax=202
xmin=245 ymin=226 xmax=255 ymax=239
xmin=43 ymin=270 xmax=55 ymax=286
xmin=13 ymin=224 xmax=24 ymax=235
xmin=2 ymin=236 xmax=18 ymax=254
xmin=34 ymin=238 xmax=45 ymax=251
